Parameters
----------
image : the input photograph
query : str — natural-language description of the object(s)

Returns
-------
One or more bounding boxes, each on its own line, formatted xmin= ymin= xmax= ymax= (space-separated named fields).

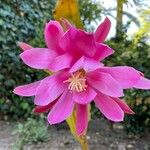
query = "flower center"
xmin=64 ymin=70 xmax=87 ymax=92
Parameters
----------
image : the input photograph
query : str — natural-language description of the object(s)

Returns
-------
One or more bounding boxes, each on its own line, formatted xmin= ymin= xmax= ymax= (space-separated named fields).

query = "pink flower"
xmin=14 ymin=17 xmax=150 ymax=135
xmin=14 ymin=64 xmax=150 ymax=135
xmin=19 ymin=18 xmax=113 ymax=72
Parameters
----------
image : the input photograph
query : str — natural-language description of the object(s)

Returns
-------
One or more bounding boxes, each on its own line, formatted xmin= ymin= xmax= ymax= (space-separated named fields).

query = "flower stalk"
xmin=66 ymin=109 xmax=89 ymax=150
xmin=79 ymin=135 xmax=89 ymax=150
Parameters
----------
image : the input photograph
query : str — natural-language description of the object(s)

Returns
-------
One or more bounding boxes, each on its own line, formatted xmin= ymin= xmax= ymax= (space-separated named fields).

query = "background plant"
xmin=12 ymin=117 xmax=48 ymax=150
xmin=0 ymin=0 xmax=55 ymax=120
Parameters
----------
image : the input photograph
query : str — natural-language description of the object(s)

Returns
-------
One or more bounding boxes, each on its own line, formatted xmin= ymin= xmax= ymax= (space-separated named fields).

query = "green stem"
xmin=66 ymin=110 xmax=89 ymax=150
xmin=79 ymin=135 xmax=89 ymax=150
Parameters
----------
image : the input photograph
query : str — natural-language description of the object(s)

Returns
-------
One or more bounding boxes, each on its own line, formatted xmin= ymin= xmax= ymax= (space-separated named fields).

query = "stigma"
xmin=64 ymin=71 xmax=87 ymax=92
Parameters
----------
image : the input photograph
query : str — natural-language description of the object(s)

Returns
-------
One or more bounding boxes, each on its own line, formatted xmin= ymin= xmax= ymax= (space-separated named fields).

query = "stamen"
xmin=63 ymin=71 xmax=87 ymax=92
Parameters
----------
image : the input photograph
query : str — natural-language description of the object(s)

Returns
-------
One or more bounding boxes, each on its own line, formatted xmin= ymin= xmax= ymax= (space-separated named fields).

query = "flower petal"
xmin=133 ymin=77 xmax=150 ymax=89
xmin=84 ymin=57 xmax=104 ymax=72
xmin=34 ymin=72 xmax=68 ymax=106
xmin=48 ymin=53 xmax=73 ymax=72
xmin=48 ymin=90 xmax=74 ymax=124
xmin=93 ymin=43 xmax=114 ymax=61
xmin=73 ymin=86 xmax=97 ymax=104
xmin=45 ymin=21 xmax=64 ymax=54
xmin=60 ymin=18 xmax=72 ymax=30
xmin=94 ymin=17 xmax=111 ymax=43
xmin=18 ymin=42 xmax=33 ymax=51
xmin=99 ymin=66 xmax=140 ymax=89
xmin=59 ymin=27 xmax=96 ymax=57
xmin=69 ymin=56 xmax=84 ymax=72
xmin=33 ymin=100 xmax=58 ymax=113
xmin=76 ymin=104 xmax=88 ymax=135
xmin=113 ymin=98 xmax=134 ymax=114
xmin=87 ymin=71 xmax=124 ymax=97
xmin=94 ymin=92 xmax=124 ymax=122
xmin=20 ymin=48 xmax=58 ymax=69
xmin=13 ymin=81 xmax=41 ymax=96
xmin=69 ymin=56 xmax=103 ymax=73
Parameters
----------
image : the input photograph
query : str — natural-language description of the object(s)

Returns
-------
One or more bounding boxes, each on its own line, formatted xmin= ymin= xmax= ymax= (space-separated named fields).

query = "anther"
xmin=63 ymin=71 xmax=87 ymax=92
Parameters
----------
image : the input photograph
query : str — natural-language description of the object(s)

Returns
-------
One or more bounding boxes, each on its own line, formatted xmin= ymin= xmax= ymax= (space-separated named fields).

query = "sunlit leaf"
xmin=53 ymin=0 xmax=83 ymax=28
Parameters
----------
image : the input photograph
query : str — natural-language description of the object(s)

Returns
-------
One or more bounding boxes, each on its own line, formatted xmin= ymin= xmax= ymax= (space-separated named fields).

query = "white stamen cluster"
xmin=64 ymin=72 xmax=87 ymax=92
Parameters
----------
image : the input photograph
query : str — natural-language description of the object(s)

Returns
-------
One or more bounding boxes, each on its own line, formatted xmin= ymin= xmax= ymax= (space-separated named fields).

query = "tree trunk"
xmin=116 ymin=0 xmax=123 ymax=37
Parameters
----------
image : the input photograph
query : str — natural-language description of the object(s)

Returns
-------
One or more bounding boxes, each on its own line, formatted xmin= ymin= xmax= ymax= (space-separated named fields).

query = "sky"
xmin=92 ymin=0 xmax=150 ymax=38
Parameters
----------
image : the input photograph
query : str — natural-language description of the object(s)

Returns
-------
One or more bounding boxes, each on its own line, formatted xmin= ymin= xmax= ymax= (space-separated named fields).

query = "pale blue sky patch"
xmin=92 ymin=0 xmax=150 ymax=39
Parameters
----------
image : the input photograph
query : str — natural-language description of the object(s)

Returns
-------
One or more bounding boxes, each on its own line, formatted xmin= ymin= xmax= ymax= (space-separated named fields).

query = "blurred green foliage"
xmin=0 ymin=0 xmax=55 ymax=120
xmin=12 ymin=117 xmax=48 ymax=150
xmin=79 ymin=0 xmax=102 ymax=31
xmin=134 ymin=7 xmax=150 ymax=44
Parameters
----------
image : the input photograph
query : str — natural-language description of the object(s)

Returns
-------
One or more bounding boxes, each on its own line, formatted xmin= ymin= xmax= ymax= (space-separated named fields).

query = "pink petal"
xmin=34 ymin=72 xmax=69 ymax=106
xmin=76 ymin=104 xmax=88 ymax=135
xmin=45 ymin=21 xmax=64 ymax=54
xmin=94 ymin=92 xmax=124 ymax=122
xmin=133 ymin=77 xmax=150 ymax=89
xmin=73 ymin=86 xmax=97 ymax=104
xmin=87 ymin=71 xmax=124 ymax=97
xmin=69 ymin=56 xmax=103 ymax=73
xmin=33 ymin=100 xmax=57 ymax=113
xmin=93 ymin=43 xmax=114 ymax=61
xmin=94 ymin=17 xmax=111 ymax=43
xmin=139 ymin=71 xmax=144 ymax=77
xmin=99 ymin=66 xmax=140 ymax=89
xmin=83 ymin=57 xmax=104 ymax=72
xmin=59 ymin=27 xmax=96 ymax=58
xmin=60 ymin=18 xmax=72 ymax=30
xmin=48 ymin=53 xmax=73 ymax=72
xmin=13 ymin=81 xmax=41 ymax=96
xmin=113 ymin=98 xmax=135 ymax=114
xmin=69 ymin=56 xmax=84 ymax=72
xmin=48 ymin=90 xmax=74 ymax=124
xmin=20 ymin=48 xmax=58 ymax=69
xmin=18 ymin=42 xmax=33 ymax=51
